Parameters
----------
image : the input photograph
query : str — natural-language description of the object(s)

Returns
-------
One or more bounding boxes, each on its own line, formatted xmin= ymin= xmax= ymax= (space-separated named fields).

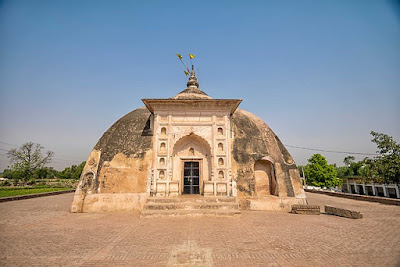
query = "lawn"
xmin=0 ymin=187 xmax=74 ymax=198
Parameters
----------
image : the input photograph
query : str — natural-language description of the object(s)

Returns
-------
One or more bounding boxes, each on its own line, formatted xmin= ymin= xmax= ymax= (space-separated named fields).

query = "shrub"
xmin=0 ymin=180 xmax=11 ymax=186
xmin=26 ymin=178 xmax=36 ymax=186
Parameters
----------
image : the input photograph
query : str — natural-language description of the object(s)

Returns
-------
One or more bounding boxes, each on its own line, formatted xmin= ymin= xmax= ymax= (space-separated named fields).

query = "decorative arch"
xmin=172 ymin=133 xmax=212 ymax=194
xmin=254 ymin=159 xmax=278 ymax=196
xmin=172 ymin=132 xmax=212 ymax=156
xmin=260 ymin=155 xmax=274 ymax=164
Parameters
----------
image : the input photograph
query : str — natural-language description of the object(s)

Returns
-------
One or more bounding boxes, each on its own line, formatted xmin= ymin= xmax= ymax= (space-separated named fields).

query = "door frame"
xmin=180 ymin=158 xmax=203 ymax=195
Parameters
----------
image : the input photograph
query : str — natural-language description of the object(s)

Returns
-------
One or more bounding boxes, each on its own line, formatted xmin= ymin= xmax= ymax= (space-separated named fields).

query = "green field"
xmin=0 ymin=187 xmax=74 ymax=198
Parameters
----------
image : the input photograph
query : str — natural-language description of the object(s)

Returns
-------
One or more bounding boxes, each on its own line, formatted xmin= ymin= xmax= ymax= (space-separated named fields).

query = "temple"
xmin=71 ymin=69 xmax=306 ymax=214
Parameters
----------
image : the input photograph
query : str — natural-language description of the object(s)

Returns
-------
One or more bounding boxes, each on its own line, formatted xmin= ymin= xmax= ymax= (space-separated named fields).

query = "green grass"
xmin=0 ymin=187 xmax=74 ymax=198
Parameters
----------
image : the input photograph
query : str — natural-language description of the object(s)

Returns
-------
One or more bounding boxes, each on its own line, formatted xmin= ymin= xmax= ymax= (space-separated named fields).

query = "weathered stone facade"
xmin=71 ymin=70 xmax=306 ymax=213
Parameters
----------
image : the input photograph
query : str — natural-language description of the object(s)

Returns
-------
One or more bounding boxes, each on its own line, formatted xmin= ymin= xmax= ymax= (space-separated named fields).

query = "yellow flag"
xmin=176 ymin=53 xmax=182 ymax=59
xmin=189 ymin=53 xmax=195 ymax=59
xmin=184 ymin=71 xmax=189 ymax=76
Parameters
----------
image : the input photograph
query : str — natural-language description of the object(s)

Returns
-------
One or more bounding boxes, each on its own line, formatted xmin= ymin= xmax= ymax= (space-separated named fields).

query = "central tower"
xmin=142 ymin=70 xmax=242 ymax=197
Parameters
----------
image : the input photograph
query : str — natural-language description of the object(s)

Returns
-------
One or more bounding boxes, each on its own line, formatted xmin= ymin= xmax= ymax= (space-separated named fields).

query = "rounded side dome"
xmin=232 ymin=108 xmax=295 ymax=165
xmin=94 ymin=107 xmax=153 ymax=165
xmin=232 ymin=108 xmax=300 ymax=198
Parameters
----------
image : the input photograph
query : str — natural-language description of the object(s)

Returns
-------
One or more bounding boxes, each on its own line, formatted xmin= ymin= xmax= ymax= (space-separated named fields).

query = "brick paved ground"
xmin=0 ymin=193 xmax=399 ymax=267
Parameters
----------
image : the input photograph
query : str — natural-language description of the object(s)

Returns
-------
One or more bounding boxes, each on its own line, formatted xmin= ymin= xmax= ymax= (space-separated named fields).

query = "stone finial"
xmin=187 ymin=69 xmax=199 ymax=88
xmin=171 ymin=65 xmax=210 ymax=99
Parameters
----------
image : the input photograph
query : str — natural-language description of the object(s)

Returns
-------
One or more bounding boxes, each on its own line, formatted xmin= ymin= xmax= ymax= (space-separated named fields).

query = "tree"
xmin=33 ymin=167 xmax=59 ymax=179
xmin=364 ymin=131 xmax=400 ymax=184
xmin=341 ymin=156 xmax=363 ymax=176
xmin=359 ymin=157 xmax=382 ymax=184
xmin=335 ymin=166 xmax=350 ymax=178
xmin=7 ymin=142 xmax=54 ymax=183
xmin=304 ymin=154 xmax=339 ymax=188
xmin=343 ymin=156 xmax=355 ymax=167
xmin=73 ymin=161 xmax=86 ymax=179
xmin=57 ymin=161 xmax=86 ymax=179
xmin=335 ymin=156 xmax=364 ymax=178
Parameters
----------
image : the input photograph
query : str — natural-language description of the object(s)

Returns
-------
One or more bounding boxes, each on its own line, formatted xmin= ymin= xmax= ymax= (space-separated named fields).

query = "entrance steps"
xmin=140 ymin=196 xmax=241 ymax=218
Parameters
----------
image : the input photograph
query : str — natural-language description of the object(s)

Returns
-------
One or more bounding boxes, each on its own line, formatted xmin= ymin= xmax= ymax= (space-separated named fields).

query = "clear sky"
xmin=1 ymin=0 xmax=399 ymax=171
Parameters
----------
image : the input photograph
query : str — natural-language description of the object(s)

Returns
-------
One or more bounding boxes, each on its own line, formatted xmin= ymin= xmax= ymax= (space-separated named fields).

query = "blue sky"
xmin=1 ymin=0 xmax=399 ymax=170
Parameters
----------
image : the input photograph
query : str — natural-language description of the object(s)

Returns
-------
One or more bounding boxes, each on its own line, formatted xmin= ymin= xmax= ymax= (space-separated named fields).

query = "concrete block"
xmin=291 ymin=204 xmax=320 ymax=215
xmin=325 ymin=205 xmax=363 ymax=219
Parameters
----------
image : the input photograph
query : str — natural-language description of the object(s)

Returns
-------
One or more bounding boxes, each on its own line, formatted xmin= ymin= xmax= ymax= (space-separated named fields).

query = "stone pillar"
xmin=353 ymin=183 xmax=359 ymax=194
xmin=383 ymin=185 xmax=389 ymax=197
xmin=346 ymin=179 xmax=350 ymax=193
xmin=371 ymin=185 xmax=376 ymax=196
xmin=395 ymin=185 xmax=400 ymax=199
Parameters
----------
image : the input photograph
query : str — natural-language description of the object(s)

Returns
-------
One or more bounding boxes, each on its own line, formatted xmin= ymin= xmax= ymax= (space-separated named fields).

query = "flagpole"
xmin=179 ymin=58 xmax=189 ymax=72
xmin=176 ymin=53 xmax=190 ymax=76
xmin=189 ymin=54 xmax=194 ymax=72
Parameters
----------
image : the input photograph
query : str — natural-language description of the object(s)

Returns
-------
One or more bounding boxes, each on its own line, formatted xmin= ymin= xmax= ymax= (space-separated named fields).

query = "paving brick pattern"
xmin=0 ymin=193 xmax=399 ymax=266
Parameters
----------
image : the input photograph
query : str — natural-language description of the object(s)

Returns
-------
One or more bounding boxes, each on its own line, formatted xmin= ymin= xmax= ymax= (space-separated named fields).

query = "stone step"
xmin=140 ymin=209 xmax=241 ymax=218
xmin=147 ymin=196 xmax=236 ymax=203
xmin=141 ymin=196 xmax=240 ymax=218
xmin=143 ymin=202 xmax=239 ymax=210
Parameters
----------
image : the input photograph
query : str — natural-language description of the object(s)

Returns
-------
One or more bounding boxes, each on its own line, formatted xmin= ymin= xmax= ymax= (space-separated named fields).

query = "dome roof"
xmin=94 ymin=107 xmax=294 ymax=168
xmin=171 ymin=87 xmax=212 ymax=100
xmin=94 ymin=107 xmax=152 ymax=165
xmin=90 ymin=105 xmax=298 ymax=199
xmin=73 ymin=70 xmax=305 ymax=214
xmin=91 ymin=69 xmax=298 ymax=198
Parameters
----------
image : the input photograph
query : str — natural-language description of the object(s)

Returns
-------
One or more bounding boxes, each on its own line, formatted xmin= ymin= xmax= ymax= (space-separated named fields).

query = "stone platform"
xmin=141 ymin=196 xmax=240 ymax=217
xmin=0 ymin=192 xmax=399 ymax=266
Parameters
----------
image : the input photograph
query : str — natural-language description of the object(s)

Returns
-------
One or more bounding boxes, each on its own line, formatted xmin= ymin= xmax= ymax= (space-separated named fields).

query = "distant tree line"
xmin=1 ymin=142 xmax=86 ymax=185
xmin=56 ymin=161 xmax=86 ymax=179
xmin=2 ymin=162 xmax=86 ymax=184
xmin=298 ymin=131 xmax=400 ymax=187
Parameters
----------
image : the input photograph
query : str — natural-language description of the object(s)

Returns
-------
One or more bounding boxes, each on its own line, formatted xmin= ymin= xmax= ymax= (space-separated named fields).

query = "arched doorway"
xmin=172 ymin=133 xmax=212 ymax=195
xmin=254 ymin=159 xmax=278 ymax=196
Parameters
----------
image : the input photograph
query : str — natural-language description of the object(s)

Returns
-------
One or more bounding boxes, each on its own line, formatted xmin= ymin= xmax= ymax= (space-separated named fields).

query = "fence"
xmin=342 ymin=183 xmax=399 ymax=199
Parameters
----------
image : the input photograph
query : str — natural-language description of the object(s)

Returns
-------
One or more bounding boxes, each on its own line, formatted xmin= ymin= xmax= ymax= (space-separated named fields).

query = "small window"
xmin=218 ymin=143 xmax=223 ymax=152
xmin=161 ymin=127 xmax=167 ymax=135
xmin=218 ymin=127 xmax=223 ymax=135
xmin=218 ymin=171 xmax=224 ymax=179
xmin=160 ymin=142 xmax=166 ymax=151
xmin=159 ymin=170 xmax=165 ymax=179
xmin=218 ymin=158 xmax=224 ymax=165
xmin=159 ymin=158 xmax=165 ymax=165
xmin=189 ymin=148 xmax=195 ymax=155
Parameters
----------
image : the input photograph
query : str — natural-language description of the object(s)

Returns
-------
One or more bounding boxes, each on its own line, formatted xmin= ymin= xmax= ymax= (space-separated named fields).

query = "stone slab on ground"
xmin=325 ymin=205 xmax=363 ymax=219
xmin=0 ymin=192 xmax=399 ymax=266
xmin=291 ymin=204 xmax=320 ymax=215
